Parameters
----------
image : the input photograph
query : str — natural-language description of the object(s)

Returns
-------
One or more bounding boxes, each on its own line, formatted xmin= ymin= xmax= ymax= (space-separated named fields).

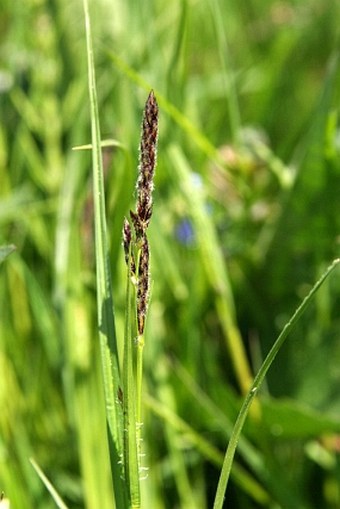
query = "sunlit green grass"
xmin=1 ymin=0 xmax=340 ymax=508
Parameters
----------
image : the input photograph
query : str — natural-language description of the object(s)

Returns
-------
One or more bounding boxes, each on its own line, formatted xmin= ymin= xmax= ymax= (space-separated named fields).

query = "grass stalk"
xmin=83 ymin=0 xmax=126 ymax=505
xmin=123 ymin=246 xmax=141 ymax=508
xmin=135 ymin=331 xmax=145 ymax=456
xmin=29 ymin=459 xmax=69 ymax=509
xmin=121 ymin=90 xmax=159 ymax=507
xmin=213 ymin=258 xmax=340 ymax=509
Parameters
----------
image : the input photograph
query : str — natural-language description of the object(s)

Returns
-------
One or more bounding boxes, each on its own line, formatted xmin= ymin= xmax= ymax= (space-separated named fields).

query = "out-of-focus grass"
xmin=1 ymin=0 xmax=340 ymax=508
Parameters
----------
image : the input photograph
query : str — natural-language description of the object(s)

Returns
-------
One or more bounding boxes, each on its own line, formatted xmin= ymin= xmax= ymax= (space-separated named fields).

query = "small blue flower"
xmin=175 ymin=218 xmax=195 ymax=246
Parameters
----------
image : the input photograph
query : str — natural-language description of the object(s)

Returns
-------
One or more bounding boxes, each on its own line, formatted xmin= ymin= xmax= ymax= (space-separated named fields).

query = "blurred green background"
xmin=1 ymin=0 xmax=340 ymax=508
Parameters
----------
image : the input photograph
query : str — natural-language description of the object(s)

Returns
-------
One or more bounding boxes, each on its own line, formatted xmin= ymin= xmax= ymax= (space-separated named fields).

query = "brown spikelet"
xmin=136 ymin=236 xmax=150 ymax=336
xmin=122 ymin=217 xmax=132 ymax=264
xmin=123 ymin=90 xmax=158 ymax=337
xmin=122 ymin=217 xmax=136 ymax=276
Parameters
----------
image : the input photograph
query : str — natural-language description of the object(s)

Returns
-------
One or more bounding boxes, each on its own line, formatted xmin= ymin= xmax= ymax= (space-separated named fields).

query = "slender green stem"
xmin=213 ymin=258 xmax=340 ymax=509
xmin=135 ymin=245 xmax=145 ymax=456
xmin=30 ymin=459 xmax=69 ymax=509
xmin=123 ymin=247 xmax=141 ymax=508
xmin=135 ymin=332 xmax=145 ymax=454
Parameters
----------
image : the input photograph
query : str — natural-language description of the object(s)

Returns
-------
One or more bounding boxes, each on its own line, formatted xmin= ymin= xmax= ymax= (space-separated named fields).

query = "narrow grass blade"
xmin=213 ymin=258 xmax=340 ymax=509
xmin=72 ymin=139 xmax=124 ymax=151
xmin=29 ymin=458 xmax=69 ymax=509
xmin=82 ymin=0 xmax=126 ymax=505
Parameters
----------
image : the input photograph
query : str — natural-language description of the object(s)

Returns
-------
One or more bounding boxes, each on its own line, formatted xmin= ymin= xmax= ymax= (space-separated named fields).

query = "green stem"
xmin=136 ymin=333 xmax=145 ymax=463
xmin=135 ymin=244 xmax=145 ymax=472
xmin=123 ymin=252 xmax=141 ymax=508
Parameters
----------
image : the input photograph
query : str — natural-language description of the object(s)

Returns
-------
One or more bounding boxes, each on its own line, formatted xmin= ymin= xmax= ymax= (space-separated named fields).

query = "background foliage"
xmin=1 ymin=0 xmax=340 ymax=508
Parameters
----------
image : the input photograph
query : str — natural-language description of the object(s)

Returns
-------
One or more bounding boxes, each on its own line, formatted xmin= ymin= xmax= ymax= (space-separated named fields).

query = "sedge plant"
xmin=83 ymin=1 xmax=158 ymax=507
xmin=122 ymin=90 xmax=159 ymax=505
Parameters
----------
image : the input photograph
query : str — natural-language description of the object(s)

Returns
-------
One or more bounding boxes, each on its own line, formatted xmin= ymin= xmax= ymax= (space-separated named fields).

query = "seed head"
xmin=135 ymin=90 xmax=159 ymax=238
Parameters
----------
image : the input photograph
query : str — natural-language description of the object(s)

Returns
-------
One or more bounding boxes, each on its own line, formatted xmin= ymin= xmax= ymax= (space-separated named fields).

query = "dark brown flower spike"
xmin=123 ymin=90 xmax=158 ymax=337
xmin=134 ymin=90 xmax=159 ymax=239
